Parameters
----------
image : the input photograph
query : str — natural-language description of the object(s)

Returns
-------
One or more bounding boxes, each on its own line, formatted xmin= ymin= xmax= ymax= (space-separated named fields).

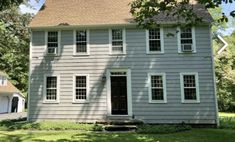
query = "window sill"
xmin=181 ymin=101 xmax=200 ymax=104
xmin=109 ymin=53 xmax=126 ymax=56
xmin=178 ymin=51 xmax=197 ymax=54
xmin=149 ymin=101 xmax=167 ymax=104
xmin=43 ymin=101 xmax=60 ymax=104
xmin=72 ymin=100 xmax=89 ymax=104
xmin=73 ymin=54 xmax=90 ymax=57
xmin=146 ymin=52 xmax=164 ymax=55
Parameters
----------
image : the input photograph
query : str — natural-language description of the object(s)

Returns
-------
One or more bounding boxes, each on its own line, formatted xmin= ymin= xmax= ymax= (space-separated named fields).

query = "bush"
xmin=0 ymin=119 xmax=104 ymax=131
xmin=137 ymin=123 xmax=191 ymax=134
xmin=219 ymin=115 xmax=235 ymax=129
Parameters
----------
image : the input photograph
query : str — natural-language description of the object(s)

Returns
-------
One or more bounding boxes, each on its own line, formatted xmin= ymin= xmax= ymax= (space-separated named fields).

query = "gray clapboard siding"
xmin=29 ymin=26 xmax=216 ymax=124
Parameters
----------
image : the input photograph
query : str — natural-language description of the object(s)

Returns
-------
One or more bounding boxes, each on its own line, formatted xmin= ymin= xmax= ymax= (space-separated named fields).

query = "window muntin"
xmin=46 ymin=76 xmax=57 ymax=100
xmin=76 ymin=31 xmax=87 ymax=53
xmin=149 ymin=29 xmax=161 ymax=52
xmin=47 ymin=31 xmax=58 ymax=54
xmin=148 ymin=73 xmax=166 ymax=103
xmin=151 ymin=75 xmax=164 ymax=100
xmin=183 ymin=75 xmax=197 ymax=100
xmin=75 ymin=76 xmax=87 ymax=101
xmin=111 ymin=29 xmax=123 ymax=54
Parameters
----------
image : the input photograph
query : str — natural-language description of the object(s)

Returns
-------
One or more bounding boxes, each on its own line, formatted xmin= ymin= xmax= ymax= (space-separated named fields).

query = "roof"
xmin=0 ymin=80 xmax=24 ymax=97
xmin=29 ymin=0 xmax=213 ymax=28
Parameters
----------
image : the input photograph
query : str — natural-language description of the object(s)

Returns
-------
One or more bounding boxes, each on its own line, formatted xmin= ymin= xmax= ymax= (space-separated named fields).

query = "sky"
xmin=19 ymin=0 xmax=235 ymax=35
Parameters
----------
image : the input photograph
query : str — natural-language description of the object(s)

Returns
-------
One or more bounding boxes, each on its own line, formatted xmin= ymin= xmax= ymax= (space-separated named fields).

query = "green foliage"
xmin=219 ymin=113 xmax=235 ymax=129
xmin=214 ymin=33 xmax=235 ymax=112
xmin=137 ymin=123 xmax=191 ymax=134
xmin=130 ymin=0 xmax=235 ymax=28
xmin=0 ymin=119 xmax=104 ymax=131
xmin=0 ymin=0 xmax=25 ymax=11
xmin=0 ymin=6 xmax=32 ymax=93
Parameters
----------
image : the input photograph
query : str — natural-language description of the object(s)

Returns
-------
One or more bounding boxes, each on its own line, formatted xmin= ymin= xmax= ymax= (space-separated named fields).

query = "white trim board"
xmin=106 ymin=68 xmax=132 ymax=116
xmin=180 ymin=72 xmax=200 ymax=103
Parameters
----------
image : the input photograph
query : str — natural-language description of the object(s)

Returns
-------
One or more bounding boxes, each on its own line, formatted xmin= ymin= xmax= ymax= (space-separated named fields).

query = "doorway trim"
xmin=106 ymin=68 xmax=132 ymax=116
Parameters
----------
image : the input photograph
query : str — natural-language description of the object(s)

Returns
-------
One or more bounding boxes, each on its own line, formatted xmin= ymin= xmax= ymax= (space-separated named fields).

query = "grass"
xmin=0 ymin=112 xmax=234 ymax=142
xmin=0 ymin=129 xmax=235 ymax=142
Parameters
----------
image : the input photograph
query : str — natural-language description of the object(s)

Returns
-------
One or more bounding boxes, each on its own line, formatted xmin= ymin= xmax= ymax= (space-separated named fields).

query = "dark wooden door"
xmin=111 ymin=76 xmax=128 ymax=115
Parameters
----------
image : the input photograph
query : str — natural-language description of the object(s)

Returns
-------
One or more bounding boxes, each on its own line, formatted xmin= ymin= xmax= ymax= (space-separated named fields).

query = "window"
xmin=180 ymin=73 xmax=200 ymax=103
xmin=148 ymin=73 xmax=167 ymax=103
xmin=44 ymin=75 xmax=59 ymax=103
xmin=74 ymin=30 xmax=90 ymax=55
xmin=0 ymin=76 xmax=7 ymax=86
xmin=178 ymin=27 xmax=196 ymax=53
xmin=109 ymin=29 xmax=126 ymax=54
xmin=47 ymin=31 xmax=60 ymax=54
xmin=146 ymin=28 xmax=164 ymax=54
xmin=74 ymin=75 xmax=89 ymax=103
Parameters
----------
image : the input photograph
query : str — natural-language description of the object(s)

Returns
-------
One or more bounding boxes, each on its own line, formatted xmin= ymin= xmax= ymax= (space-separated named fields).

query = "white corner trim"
xmin=146 ymin=28 xmax=164 ymax=54
xmin=109 ymin=28 xmax=126 ymax=55
xmin=177 ymin=27 xmax=196 ymax=53
xmin=73 ymin=30 xmax=90 ymax=56
xmin=43 ymin=74 xmax=60 ymax=104
xmin=180 ymin=72 xmax=200 ymax=103
xmin=106 ymin=68 xmax=132 ymax=116
xmin=72 ymin=74 xmax=90 ymax=103
xmin=148 ymin=73 xmax=167 ymax=103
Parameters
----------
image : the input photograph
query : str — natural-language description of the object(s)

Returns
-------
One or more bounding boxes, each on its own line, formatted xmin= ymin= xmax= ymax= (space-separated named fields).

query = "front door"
xmin=111 ymin=75 xmax=128 ymax=115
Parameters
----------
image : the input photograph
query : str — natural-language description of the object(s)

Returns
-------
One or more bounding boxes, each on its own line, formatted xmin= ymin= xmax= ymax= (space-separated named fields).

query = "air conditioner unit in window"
xmin=181 ymin=44 xmax=193 ymax=52
xmin=48 ymin=47 xmax=57 ymax=54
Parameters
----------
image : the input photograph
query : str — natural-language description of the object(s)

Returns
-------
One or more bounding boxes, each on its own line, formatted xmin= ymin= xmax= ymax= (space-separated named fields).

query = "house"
xmin=28 ymin=0 xmax=218 ymax=125
xmin=0 ymin=71 xmax=25 ymax=114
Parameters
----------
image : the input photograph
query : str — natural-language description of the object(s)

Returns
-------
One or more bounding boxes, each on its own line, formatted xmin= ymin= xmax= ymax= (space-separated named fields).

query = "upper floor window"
xmin=180 ymin=72 xmax=200 ymax=103
xmin=44 ymin=75 xmax=59 ymax=103
xmin=73 ymin=74 xmax=89 ymax=103
xmin=47 ymin=31 xmax=60 ymax=54
xmin=109 ymin=29 xmax=126 ymax=55
xmin=148 ymin=73 xmax=167 ymax=103
xmin=178 ymin=27 xmax=196 ymax=53
xmin=74 ymin=30 xmax=90 ymax=55
xmin=146 ymin=28 xmax=164 ymax=54
xmin=0 ymin=76 xmax=7 ymax=86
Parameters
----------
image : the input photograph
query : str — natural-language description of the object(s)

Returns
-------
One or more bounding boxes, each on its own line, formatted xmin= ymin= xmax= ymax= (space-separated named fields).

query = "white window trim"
xmin=146 ymin=28 xmax=164 ymax=54
xmin=148 ymin=73 xmax=167 ymax=103
xmin=177 ymin=27 xmax=196 ymax=53
xmin=73 ymin=74 xmax=90 ymax=103
xmin=43 ymin=74 xmax=60 ymax=104
xmin=180 ymin=72 xmax=200 ymax=103
xmin=45 ymin=31 xmax=61 ymax=55
xmin=109 ymin=28 xmax=126 ymax=55
xmin=73 ymin=30 xmax=90 ymax=56
xmin=106 ymin=68 xmax=132 ymax=116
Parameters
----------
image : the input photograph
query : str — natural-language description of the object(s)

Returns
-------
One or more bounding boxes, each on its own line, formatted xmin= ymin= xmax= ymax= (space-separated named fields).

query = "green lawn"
xmin=0 ymin=112 xmax=234 ymax=142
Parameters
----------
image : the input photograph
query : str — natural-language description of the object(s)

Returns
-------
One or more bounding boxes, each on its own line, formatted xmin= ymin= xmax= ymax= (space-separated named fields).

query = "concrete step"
xmin=104 ymin=125 xmax=137 ymax=131
xmin=96 ymin=119 xmax=143 ymax=125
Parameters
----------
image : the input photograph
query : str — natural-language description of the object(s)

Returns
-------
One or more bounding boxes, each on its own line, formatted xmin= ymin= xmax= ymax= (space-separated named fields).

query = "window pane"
xmin=46 ymin=77 xmax=57 ymax=88
xmin=151 ymin=76 xmax=163 ymax=88
xmin=149 ymin=29 xmax=160 ymax=39
xmin=112 ymin=29 xmax=122 ymax=40
xmin=48 ymin=32 xmax=58 ymax=43
xmin=76 ymin=43 xmax=87 ymax=53
xmin=46 ymin=89 xmax=57 ymax=100
xmin=76 ymin=31 xmax=86 ymax=42
xmin=112 ymin=41 xmax=123 ymax=52
xmin=76 ymin=89 xmax=87 ymax=100
xmin=183 ymin=75 xmax=196 ymax=87
xmin=76 ymin=76 xmax=86 ymax=87
xmin=149 ymin=40 xmax=161 ymax=51
xmin=152 ymin=89 xmax=164 ymax=100
xmin=184 ymin=88 xmax=197 ymax=100
xmin=181 ymin=28 xmax=192 ymax=38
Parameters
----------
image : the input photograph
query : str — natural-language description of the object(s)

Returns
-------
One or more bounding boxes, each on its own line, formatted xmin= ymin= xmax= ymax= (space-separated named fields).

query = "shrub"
xmin=219 ymin=116 xmax=235 ymax=129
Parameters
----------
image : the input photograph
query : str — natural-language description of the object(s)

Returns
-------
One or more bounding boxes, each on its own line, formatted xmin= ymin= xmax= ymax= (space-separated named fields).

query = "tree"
xmin=130 ymin=0 xmax=235 ymax=28
xmin=214 ymin=32 xmax=235 ymax=112
xmin=0 ymin=6 xmax=32 ymax=93
xmin=0 ymin=0 xmax=26 ymax=11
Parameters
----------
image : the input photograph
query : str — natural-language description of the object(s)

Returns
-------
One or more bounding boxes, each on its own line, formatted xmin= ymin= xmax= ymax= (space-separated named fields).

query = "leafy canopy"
xmin=130 ymin=0 xmax=235 ymax=28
